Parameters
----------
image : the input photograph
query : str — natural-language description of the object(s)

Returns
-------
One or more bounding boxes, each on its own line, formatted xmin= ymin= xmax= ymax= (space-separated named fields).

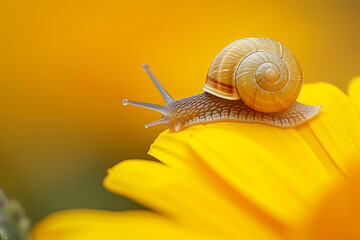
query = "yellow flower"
xmin=31 ymin=79 xmax=360 ymax=240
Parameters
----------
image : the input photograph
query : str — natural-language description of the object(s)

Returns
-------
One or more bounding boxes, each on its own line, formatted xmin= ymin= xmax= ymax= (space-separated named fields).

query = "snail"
xmin=123 ymin=37 xmax=321 ymax=132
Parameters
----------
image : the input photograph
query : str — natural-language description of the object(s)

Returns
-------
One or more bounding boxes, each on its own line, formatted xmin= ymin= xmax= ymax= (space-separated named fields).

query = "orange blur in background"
xmin=0 ymin=0 xmax=360 ymax=222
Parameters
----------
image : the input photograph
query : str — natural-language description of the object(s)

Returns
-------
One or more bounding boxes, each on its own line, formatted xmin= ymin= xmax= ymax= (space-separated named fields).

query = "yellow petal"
xmin=148 ymin=124 xmax=332 ymax=229
xmin=31 ymin=210 xmax=200 ymax=240
xmin=104 ymin=159 xmax=281 ymax=240
xmin=348 ymin=76 xmax=360 ymax=107
xmin=289 ymin=167 xmax=360 ymax=240
xmin=297 ymin=82 xmax=360 ymax=175
xmin=188 ymin=124 xmax=331 ymax=225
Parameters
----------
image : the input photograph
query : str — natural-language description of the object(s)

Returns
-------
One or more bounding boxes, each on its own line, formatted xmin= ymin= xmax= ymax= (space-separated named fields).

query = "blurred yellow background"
xmin=0 ymin=0 xmax=359 ymax=223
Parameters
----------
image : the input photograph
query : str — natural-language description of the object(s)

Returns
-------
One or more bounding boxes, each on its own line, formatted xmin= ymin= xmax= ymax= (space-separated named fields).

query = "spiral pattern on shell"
xmin=204 ymin=37 xmax=303 ymax=113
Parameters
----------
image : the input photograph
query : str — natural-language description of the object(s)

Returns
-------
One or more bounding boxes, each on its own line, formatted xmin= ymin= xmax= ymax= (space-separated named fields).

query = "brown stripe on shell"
xmin=205 ymin=76 xmax=236 ymax=93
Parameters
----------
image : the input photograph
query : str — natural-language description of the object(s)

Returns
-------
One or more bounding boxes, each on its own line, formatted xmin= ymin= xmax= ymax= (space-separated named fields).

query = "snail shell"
xmin=123 ymin=37 xmax=321 ymax=131
xmin=204 ymin=37 xmax=302 ymax=113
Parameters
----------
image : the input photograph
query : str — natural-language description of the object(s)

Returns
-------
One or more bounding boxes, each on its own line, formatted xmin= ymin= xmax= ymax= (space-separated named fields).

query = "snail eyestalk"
xmin=141 ymin=64 xmax=174 ymax=104
xmin=122 ymin=99 xmax=169 ymax=115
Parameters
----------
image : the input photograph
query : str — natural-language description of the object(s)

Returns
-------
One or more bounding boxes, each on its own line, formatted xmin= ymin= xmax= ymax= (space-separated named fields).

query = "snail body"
xmin=123 ymin=37 xmax=321 ymax=131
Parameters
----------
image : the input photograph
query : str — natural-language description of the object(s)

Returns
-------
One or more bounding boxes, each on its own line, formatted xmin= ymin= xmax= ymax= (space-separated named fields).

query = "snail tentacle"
xmin=122 ymin=64 xmax=172 ymax=128
xmin=145 ymin=116 xmax=168 ymax=129
xmin=141 ymin=64 xmax=174 ymax=104
xmin=122 ymin=99 xmax=170 ymax=115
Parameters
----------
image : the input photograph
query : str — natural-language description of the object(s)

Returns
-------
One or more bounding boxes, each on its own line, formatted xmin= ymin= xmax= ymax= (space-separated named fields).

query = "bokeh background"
xmin=1 ymin=0 xmax=360 ymax=224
